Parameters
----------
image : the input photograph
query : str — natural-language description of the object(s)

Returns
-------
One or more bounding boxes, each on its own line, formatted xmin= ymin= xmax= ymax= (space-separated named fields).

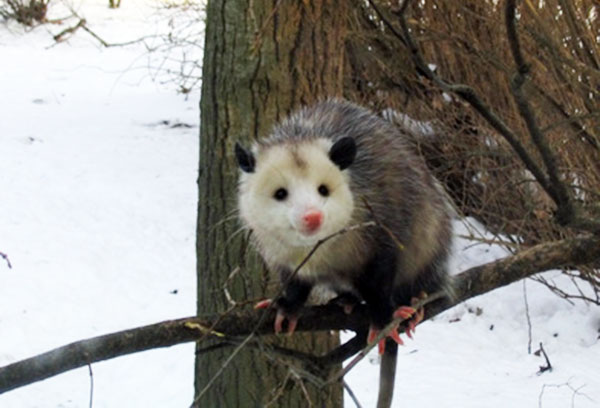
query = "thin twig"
xmin=64 ymin=6 xmax=150 ymax=48
xmin=53 ymin=18 xmax=86 ymax=42
xmin=523 ymin=280 xmax=532 ymax=354
xmin=0 ymin=252 xmax=12 ymax=269
xmin=538 ymin=378 xmax=594 ymax=408
xmin=253 ymin=220 xmax=376 ymax=333
xmin=191 ymin=333 xmax=255 ymax=407
xmin=87 ymin=364 xmax=94 ymax=408
xmin=222 ymin=266 xmax=241 ymax=306
xmin=194 ymin=220 xmax=377 ymax=402
xmin=365 ymin=0 xmax=407 ymax=47
xmin=386 ymin=0 xmax=555 ymax=214
xmin=326 ymin=292 xmax=444 ymax=385
xmin=194 ymin=342 xmax=231 ymax=356
xmin=344 ymin=380 xmax=364 ymax=408
xmin=290 ymin=221 xmax=377 ymax=280
xmin=362 ymin=198 xmax=404 ymax=250
xmin=536 ymin=342 xmax=552 ymax=375
xmin=292 ymin=371 xmax=314 ymax=408
xmin=314 ymin=330 xmax=368 ymax=366
xmin=264 ymin=372 xmax=291 ymax=407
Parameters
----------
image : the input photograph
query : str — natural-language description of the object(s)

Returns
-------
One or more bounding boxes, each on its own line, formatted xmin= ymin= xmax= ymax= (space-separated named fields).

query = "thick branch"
xmin=1 ymin=235 xmax=599 ymax=394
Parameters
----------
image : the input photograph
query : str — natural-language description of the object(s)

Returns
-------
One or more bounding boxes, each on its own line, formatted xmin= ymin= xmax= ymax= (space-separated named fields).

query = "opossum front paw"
xmin=254 ymin=298 xmax=299 ymax=335
xmin=368 ymin=306 xmax=416 ymax=354
xmin=274 ymin=310 xmax=298 ymax=334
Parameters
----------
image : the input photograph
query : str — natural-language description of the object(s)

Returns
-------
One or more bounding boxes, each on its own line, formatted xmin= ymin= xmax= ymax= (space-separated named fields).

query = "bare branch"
xmin=505 ymin=0 xmax=575 ymax=225
xmin=1 ymin=234 xmax=598 ymax=394
xmin=386 ymin=0 xmax=554 ymax=208
xmin=535 ymin=342 xmax=552 ymax=375
xmin=0 ymin=251 xmax=11 ymax=269
xmin=53 ymin=19 xmax=86 ymax=43
xmin=369 ymin=0 xmax=600 ymax=235
xmin=87 ymin=364 xmax=94 ymax=408
xmin=59 ymin=6 xmax=152 ymax=48
xmin=344 ymin=381 xmax=364 ymax=408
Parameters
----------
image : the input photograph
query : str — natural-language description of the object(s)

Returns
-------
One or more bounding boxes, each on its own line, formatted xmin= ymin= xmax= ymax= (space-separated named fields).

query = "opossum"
xmin=234 ymin=99 xmax=453 ymax=408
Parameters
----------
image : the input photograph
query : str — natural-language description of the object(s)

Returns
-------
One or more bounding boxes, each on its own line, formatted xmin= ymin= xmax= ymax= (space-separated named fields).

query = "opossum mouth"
xmin=283 ymin=228 xmax=323 ymax=247
xmin=299 ymin=227 xmax=320 ymax=237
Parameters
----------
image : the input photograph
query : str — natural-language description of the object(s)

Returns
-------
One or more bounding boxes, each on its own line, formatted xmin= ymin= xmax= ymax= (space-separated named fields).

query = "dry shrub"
xmin=345 ymin=0 xmax=599 ymax=303
xmin=1 ymin=0 xmax=49 ymax=25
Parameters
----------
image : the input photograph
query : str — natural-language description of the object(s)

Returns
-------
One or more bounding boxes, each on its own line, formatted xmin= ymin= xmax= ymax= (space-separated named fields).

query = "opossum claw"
xmin=378 ymin=338 xmax=386 ymax=355
xmin=255 ymin=299 xmax=299 ymax=334
xmin=388 ymin=329 xmax=405 ymax=345
xmin=274 ymin=310 xmax=298 ymax=335
xmin=405 ymin=293 xmax=427 ymax=338
xmin=368 ymin=326 xmax=405 ymax=355
xmin=405 ymin=307 xmax=425 ymax=339
xmin=393 ymin=306 xmax=416 ymax=319
xmin=367 ymin=305 xmax=418 ymax=353
xmin=367 ymin=328 xmax=383 ymax=353
xmin=254 ymin=299 xmax=273 ymax=309
xmin=393 ymin=305 xmax=418 ymax=339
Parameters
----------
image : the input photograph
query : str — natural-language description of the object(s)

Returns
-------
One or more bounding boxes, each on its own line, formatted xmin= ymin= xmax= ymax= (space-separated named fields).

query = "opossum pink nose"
xmin=302 ymin=210 xmax=323 ymax=231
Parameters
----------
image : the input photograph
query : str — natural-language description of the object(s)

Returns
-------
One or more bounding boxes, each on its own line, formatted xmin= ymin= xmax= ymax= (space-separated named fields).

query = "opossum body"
xmin=235 ymin=99 xmax=453 ymax=406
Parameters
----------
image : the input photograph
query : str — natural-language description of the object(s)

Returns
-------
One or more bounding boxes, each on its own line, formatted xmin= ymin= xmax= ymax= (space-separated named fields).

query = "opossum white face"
xmin=235 ymin=137 xmax=356 ymax=249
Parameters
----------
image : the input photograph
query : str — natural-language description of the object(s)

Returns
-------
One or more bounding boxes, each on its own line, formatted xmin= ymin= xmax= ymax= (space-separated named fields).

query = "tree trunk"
xmin=195 ymin=1 xmax=347 ymax=407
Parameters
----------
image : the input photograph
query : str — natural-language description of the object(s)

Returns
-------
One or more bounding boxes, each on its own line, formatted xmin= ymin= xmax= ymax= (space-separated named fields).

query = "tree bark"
xmin=196 ymin=1 xmax=346 ymax=406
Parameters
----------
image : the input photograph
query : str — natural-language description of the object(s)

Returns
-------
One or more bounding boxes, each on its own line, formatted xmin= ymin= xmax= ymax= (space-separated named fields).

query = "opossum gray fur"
xmin=235 ymin=99 xmax=453 ymax=408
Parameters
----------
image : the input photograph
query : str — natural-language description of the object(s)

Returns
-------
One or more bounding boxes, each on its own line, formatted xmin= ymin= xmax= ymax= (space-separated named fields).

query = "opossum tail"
xmin=377 ymin=339 xmax=398 ymax=408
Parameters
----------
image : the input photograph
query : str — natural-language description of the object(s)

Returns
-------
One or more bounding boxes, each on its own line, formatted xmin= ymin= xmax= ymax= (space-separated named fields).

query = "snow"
xmin=1 ymin=1 xmax=198 ymax=406
xmin=344 ymin=220 xmax=600 ymax=407
xmin=1 ymin=2 xmax=598 ymax=407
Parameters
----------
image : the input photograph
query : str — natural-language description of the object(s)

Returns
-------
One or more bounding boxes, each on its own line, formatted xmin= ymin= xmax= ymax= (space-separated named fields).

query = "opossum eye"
xmin=273 ymin=188 xmax=288 ymax=201
xmin=318 ymin=184 xmax=329 ymax=197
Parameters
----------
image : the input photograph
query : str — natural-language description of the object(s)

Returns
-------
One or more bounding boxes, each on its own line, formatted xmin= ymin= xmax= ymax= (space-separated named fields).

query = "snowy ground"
xmin=344 ymin=221 xmax=600 ymax=407
xmin=0 ymin=1 xmax=199 ymax=406
xmin=1 ymin=2 xmax=598 ymax=407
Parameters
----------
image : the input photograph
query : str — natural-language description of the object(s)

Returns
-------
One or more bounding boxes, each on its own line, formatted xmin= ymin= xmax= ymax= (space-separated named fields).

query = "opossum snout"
xmin=302 ymin=209 xmax=323 ymax=233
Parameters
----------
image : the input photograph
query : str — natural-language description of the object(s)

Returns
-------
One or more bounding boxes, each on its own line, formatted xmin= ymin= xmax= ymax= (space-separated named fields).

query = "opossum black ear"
xmin=329 ymin=137 xmax=356 ymax=170
xmin=235 ymin=142 xmax=255 ymax=173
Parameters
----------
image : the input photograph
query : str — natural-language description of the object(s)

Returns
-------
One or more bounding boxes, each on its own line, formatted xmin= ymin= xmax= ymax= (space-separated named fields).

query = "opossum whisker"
xmin=208 ymin=210 xmax=241 ymax=233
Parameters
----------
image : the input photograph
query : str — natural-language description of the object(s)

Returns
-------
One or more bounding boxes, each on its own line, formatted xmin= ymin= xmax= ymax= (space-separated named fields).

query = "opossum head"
xmin=235 ymin=137 xmax=356 ymax=248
